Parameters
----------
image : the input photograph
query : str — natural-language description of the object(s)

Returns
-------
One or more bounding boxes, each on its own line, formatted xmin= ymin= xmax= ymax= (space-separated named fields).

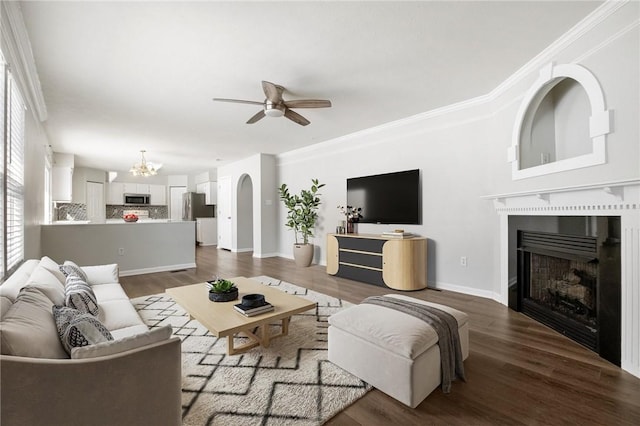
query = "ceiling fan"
xmin=213 ymin=81 xmax=331 ymax=126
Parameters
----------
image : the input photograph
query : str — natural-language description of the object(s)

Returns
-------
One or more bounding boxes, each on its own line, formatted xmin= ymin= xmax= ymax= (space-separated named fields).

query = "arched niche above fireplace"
xmin=508 ymin=63 xmax=612 ymax=180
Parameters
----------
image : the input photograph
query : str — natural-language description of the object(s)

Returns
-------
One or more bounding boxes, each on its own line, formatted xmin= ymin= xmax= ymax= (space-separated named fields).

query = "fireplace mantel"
xmin=485 ymin=179 xmax=640 ymax=378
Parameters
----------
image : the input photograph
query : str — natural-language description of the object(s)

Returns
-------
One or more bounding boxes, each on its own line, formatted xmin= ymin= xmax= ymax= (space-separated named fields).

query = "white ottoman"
xmin=328 ymin=294 xmax=469 ymax=408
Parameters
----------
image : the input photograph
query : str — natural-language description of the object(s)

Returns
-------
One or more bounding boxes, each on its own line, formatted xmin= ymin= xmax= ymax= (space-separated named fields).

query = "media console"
xmin=326 ymin=233 xmax=427 ymax=291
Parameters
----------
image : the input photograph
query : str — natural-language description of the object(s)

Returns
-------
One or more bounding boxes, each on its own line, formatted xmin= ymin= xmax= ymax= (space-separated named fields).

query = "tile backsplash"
xmin=107 ymin=205 xmax=168 ymax=219
xmin=55 ymin=203 xmax=168 ymax=220
xmin=55 ymin=203 xmax=87 ymax=221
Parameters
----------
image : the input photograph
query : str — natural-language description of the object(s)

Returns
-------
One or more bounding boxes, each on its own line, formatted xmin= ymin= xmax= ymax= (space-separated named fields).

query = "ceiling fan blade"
xmin=212 ymin=98 xmax=264 ymax=106
xmin=284 ymin=99 xmax=332 ymax=109
xmin=246 ymin=110 xmax=266 ymax=124
xmin=262 ymin=81 xmax=283 ymax=103
xmin=284 ymin=109 xmax=310 ymax=126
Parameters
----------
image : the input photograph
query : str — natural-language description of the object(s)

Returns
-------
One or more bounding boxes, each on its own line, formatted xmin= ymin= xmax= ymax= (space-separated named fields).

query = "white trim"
xmin=0 ymin=1 xmax=47 ymax=122
xmin=510 ymin=62 xmax=611 ymax=180
xmin=253 ymin=252 xmax=279 ymax=258
xmin=231 ymin=248 xmax=253 ymax=253
xmin=118 ymin=263 xmax=196 ymax=277
xmin=481 ymin=178 xmax=640 ymax=201
xmin=429 ymin=281 xmax=501 ymax=303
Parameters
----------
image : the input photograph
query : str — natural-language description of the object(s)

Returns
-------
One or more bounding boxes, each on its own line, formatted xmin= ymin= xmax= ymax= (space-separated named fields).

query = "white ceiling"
xmin=19 ymin=0 xmax=602 ymax=175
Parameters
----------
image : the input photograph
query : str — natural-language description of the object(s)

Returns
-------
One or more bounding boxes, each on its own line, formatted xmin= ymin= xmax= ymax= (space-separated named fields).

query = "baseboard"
xmin=430 ymin=280 xmax=501 ymax=302
xmin=119 ymin=263 xmax=197 ymax=277
xmin=231 ymin=248 xmax=253 ymax=253
xmin=253 ymin=252 xmax=279 ymax=258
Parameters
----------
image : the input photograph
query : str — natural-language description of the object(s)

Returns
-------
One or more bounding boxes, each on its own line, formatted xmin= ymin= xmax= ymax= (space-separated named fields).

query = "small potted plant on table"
xmin=207 ymin=278 xmax=238 ymax=302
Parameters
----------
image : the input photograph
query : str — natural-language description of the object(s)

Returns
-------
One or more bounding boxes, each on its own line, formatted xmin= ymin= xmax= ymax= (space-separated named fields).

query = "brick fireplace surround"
xmin=485 ymin=179 xmax=640 ymax=378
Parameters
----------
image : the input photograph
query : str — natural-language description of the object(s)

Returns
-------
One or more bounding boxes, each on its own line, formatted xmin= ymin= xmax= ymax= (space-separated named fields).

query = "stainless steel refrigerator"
xmin=182 ymin=192 xmax=214 ymax=221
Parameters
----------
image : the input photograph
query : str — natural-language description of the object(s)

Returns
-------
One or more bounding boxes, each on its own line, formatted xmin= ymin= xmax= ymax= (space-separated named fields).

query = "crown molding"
xmin=0 ymin=1 xmax=47 ymax=122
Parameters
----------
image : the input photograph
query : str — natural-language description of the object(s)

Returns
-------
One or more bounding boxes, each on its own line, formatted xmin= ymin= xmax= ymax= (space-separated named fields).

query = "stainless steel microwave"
xmin=123 ymin=193 xmax=150 ymax=205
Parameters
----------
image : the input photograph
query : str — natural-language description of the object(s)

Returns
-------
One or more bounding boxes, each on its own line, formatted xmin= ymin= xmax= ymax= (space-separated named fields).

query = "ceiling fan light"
xmin=265 ymin=108 xmax=284 ymax=118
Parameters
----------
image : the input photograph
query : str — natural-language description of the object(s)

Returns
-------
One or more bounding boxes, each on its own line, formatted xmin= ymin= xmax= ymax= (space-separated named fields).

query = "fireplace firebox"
xmin=512 ymin=217 xmax=621 ymax=366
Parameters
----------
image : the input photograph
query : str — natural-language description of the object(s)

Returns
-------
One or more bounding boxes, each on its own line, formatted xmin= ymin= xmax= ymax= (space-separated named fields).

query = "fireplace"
xmin=511 ymin=217 xmax=621 ymax=366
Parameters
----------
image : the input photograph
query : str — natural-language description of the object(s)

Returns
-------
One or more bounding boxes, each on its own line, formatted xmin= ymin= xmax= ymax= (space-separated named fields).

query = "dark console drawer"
xmin=336 ymin=264 xmax=386 ymax=287
xmin=336 ymin=237 xmax=385 ymax=253
xmin=339 ymin=251 xmax=383 ymax=269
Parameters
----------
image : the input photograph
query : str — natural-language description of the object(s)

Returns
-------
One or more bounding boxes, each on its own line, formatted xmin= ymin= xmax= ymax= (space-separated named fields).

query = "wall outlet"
xmin=118 ymin=248 xmax=125 ymax=256
xmin=460 ymin=256 xmax=468 ymax=267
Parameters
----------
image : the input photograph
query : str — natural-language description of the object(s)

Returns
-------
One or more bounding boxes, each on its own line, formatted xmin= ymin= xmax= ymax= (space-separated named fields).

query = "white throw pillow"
xmin=38 ymin=256 xmax=66 ymax=285
xmin=25 ymin=266 xmax=66 ymax=306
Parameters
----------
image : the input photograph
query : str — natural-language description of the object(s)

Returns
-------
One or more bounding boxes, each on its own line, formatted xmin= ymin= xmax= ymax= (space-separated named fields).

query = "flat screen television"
xmin=347 ymin=169 xmax=421 ymax=225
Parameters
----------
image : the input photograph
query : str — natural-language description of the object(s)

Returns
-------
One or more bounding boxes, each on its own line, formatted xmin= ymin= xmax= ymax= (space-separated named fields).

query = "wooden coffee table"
xmin=167 ymin=277 xmax=316 ymax=355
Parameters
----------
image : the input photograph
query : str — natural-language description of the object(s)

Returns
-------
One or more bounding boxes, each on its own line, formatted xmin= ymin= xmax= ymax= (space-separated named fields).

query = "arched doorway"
xmin=236 ymin=174 xmax=254 ymax=252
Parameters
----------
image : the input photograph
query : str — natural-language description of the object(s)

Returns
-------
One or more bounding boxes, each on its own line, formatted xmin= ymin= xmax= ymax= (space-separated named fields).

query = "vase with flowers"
xmin=338 ymin=205 xmax=363 ymax=234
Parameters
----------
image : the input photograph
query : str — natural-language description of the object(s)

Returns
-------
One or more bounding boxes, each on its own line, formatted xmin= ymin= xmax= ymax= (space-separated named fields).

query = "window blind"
xmin=5 ymin=73 xmax=25 ymax=274
xmin=0 ymin=59 xmax=5 ymax=277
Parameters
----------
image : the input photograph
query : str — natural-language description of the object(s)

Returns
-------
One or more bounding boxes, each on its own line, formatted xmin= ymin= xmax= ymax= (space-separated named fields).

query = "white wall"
xmin=275 ymin=2 xmax=639 ymax=299
xmin=217 ymin=153 xmax=278 ymax=257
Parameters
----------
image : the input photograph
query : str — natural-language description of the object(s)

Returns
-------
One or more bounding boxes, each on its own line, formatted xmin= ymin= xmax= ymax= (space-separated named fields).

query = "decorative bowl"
xmin=123 ymin=217 xmax=139 ymax=223
xmin=208 ymin=287 xmax=238 ymax=302
xmin=241 ymin=294 xmax=265 ymax=308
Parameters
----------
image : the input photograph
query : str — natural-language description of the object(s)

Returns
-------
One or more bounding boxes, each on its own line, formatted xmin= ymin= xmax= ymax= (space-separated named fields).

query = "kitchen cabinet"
xmin=123 ymin=183 xmax=137 ymax=194
xmin=52 ymin=167 xmax=73 ymax=202
xmin=196 ymin=181 xmax=217 ymax=205
xmin=149 ymin=184 xmax=166 ymax=205
xmin=109 ymin=182 xmax=166 ymax=205
xmin=107 ymin=182 xmax=124 ymax=205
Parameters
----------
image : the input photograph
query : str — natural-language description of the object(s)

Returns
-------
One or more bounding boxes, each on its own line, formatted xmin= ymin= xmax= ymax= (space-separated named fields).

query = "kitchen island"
xmin=41 ymin=220 xmax=196 ymax=276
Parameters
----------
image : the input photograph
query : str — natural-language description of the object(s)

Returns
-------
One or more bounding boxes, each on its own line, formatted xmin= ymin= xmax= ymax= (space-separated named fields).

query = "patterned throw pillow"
xmin=64 ymin=274 xmax=99 ymax=316
xmin=52 ymin=305 xmax=113 ymax=354
xmin=59 ymin=261 xmax=88 ymax=282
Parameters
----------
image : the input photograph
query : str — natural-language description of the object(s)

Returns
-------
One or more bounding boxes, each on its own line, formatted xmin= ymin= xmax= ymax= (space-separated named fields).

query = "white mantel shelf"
xmin=481 ymin=178 xmax=640 ymax=201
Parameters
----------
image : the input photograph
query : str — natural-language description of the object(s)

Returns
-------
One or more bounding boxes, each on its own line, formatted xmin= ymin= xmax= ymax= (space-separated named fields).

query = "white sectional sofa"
xmin=0 ymin=257 xmax=182 ymax=426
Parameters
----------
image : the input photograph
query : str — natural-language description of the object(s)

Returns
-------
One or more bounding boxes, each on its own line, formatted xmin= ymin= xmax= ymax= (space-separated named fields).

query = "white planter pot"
xmin=293 ymin=244 xmax=314 ymax=267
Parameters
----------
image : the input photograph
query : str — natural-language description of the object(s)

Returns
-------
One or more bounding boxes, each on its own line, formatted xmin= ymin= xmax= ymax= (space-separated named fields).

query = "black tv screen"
xmin=347 ymin=169 xmax=421 ymax=225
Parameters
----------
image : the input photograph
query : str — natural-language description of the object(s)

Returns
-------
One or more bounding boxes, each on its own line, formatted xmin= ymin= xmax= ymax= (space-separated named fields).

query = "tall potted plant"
xmin=278 ymin=178 xmax=325 ymax=267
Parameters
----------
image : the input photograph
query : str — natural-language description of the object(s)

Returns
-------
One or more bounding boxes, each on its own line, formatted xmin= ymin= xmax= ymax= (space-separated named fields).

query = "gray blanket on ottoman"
xmin=362 ymin=296 xmax=466 ymax=393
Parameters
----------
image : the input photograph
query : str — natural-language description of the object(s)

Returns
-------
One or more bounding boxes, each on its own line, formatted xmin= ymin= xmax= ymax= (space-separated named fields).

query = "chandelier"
xmin=129 ymin=150 xmax=161 ymax=177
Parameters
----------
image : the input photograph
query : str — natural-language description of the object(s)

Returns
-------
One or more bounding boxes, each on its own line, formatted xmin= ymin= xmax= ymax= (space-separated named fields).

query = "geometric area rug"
xmin=131 ymin=275 xmax=371 ymax=425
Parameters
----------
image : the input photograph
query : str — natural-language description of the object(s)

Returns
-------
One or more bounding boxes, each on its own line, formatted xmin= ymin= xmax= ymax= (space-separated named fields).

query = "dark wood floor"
xmin=120 ymin=246 xmax=640 ymax=425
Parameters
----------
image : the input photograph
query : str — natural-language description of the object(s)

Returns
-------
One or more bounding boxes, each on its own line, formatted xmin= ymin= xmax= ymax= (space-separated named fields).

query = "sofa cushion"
xmin=81 ymin=264 xmax=119 ymax=285
xmin=38 ymin=256 xmax=66 ymax=285
xmin=0 ymin=296 xmax=12 ymax=320
xmin=53 ymin=305 xmax=113 ymax=354
xmin=110 ymin=325 xmax=150 ymax=340
xmin=65 ymin=275 xmax=99 ymax=316
xmin=328 ymin=295 xmax=468 ymax=360
xmin=25 ymin=266 xmax=65 ymax=306
xmin=0 ymin=287 xmax=68 ymax=358
xmin=71 ymin=325 xmax=172 ymax=359
xmin=60 ymin=260 xmax=89 ymax=282
xmin=98 ymin=299 xmax=146 ymax=331
xmin=92 ymin=283 xmax=129 ymax=302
